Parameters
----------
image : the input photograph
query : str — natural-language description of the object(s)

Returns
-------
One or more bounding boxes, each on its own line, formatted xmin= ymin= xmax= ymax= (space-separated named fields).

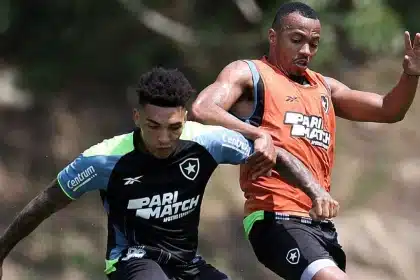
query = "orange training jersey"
xmin=239 ymin=57 xmax=336 ymax=215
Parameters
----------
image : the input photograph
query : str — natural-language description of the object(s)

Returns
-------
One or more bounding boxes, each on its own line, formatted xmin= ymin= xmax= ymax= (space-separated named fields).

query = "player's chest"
xmin=107 ymin=152 xmax=213 ymax=222
xmin=267 ymin=81 xmax=330 ymax=116
xmin=107 ymin=151 xmax=214 ymax=199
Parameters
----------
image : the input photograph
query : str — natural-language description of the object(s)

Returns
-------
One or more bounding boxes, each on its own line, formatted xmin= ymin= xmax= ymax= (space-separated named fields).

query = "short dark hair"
xmin=272 ymin=2 xmax=318 ymax=30
xmin=135 ymin=67 xmax=195 ymax=108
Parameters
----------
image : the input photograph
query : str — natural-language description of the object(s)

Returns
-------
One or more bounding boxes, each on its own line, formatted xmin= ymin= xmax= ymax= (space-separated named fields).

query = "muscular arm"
xmin=275 ymin=148 xmax=338 ymax=220
xmin=275 ymin=148 xmax=327 ymax=201
xmin=192 ymin=60 xmax=265 ymax=140
xmin=197 ymin=124 xmax=328 ymax=200
xmin=193 ymin=60 xmax=278 ymax=178
xmin=0 ymin=179 xmax=71 ymax=261
xmin=327 ymin=72 xmax=418 ymax=123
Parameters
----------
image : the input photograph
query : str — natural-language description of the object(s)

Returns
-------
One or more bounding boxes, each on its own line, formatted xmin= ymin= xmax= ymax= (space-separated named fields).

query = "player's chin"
xmin=291 ymin=63 xmax=308 ymax=75
xmin=153 ymin=148 xmax=174 ymax=159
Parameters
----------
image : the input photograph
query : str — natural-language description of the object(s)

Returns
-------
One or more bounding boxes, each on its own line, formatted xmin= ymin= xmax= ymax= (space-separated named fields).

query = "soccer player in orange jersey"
xmin=192 ymin=2 xmax=420 ymax=280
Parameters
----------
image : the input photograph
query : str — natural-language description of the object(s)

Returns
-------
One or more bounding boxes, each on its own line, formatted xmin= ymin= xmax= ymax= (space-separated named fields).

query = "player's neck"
xmin=134 ymin=131 xmax=149 ymax=154
xmin=134 ymin=129 xmax=155 ymax=156
xmin=289 ymin=74 xmax=310 ymax=85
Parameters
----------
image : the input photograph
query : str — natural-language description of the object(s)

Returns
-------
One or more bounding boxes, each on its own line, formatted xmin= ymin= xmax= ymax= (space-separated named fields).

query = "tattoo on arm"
xmin=0 ymin=179 xmax=72 ymax=260
xmin=274 ymin=148 xmax=327 ymax=200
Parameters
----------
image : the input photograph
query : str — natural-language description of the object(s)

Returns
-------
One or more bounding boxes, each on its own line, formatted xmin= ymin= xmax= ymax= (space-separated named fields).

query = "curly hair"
xmin=135 ymin=67 xmax=195 ymax=108
xmin=272 ymin=2 xmax=318 ymax=30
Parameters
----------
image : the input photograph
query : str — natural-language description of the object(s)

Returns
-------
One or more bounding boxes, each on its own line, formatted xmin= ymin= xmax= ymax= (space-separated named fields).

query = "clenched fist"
xmin=309 ymin=192 xmax=339 ymax=221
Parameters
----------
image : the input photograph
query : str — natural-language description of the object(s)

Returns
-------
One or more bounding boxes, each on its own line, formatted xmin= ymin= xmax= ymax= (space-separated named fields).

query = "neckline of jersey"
xmin=260 ymin=56 xmax=319 ymax=90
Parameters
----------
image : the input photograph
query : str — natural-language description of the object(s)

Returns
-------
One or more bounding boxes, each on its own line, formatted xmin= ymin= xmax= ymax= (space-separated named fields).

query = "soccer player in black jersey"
xmin=0 ymin=67 xmax=332 ymax=280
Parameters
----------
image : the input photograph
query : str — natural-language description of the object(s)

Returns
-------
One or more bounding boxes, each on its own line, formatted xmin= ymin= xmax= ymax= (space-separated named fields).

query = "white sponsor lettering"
xmin=66 ymin=166 xmax=97 ymax=191
xmin=127 ymin=191 xmax=200 ymax=222
xmin=222 ymin=133 xmax=251 ymax=156
xmin=284 ymin=112 xmax=331 ymax=149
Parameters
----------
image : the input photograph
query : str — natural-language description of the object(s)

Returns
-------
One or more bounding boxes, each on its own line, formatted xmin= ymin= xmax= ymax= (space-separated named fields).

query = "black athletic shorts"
xmin=107 ymin=254 xmax=229 ymax=280
xmin=248 ymin=212 xmax=346 ymax=280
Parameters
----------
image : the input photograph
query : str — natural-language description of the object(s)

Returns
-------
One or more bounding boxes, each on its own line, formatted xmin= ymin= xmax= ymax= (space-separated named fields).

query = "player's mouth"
xmin=158 ymin=145 xmax=174 ymax=152
xmin=153 ymin=147 xmax=173 ymax=158
xmin=294 ymin=59 xmax=309 ymax=68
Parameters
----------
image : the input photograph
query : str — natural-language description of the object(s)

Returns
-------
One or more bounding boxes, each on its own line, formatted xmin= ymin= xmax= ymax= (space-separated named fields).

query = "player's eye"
xmin=169 ymin=125 xmax=182 ymax=131
xmin=310 ymin=41 xmax=319 ymax=48
xmin=290 ymin=35 xmax=303 ymax=44
xmin=147 ymin=124 xmax=159 ymax=129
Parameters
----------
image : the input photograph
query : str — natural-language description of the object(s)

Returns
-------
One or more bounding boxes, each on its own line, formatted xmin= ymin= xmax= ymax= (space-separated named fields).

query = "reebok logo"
xmin=127 ymin=191 xmax=200 ymax=222
xmin=124 ymin=176 xmax=143 ymax=185
xmin=66 ymin=166 xmax=97 ymax=191
xmin=286 ymin=96 xmax=298 ymax=102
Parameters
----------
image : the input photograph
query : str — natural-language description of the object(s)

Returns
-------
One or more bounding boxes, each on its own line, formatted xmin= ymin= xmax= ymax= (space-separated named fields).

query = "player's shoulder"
xmin=225 ymin=59 xmax=260 ymax=74
xmin=82 ymin=130 xmax=135 ymax=157
xmin=180 ymin=122 xmax=253 ymax=165
xmin=306 ymin=68 xmax=332 ymax=96
xmin=180 ymin=121 xmax=224 ymax=142
xmin=219 ymin=60 xmax=256 ymax=82
xmin=180 ymin=121 xmax=250 ymax=151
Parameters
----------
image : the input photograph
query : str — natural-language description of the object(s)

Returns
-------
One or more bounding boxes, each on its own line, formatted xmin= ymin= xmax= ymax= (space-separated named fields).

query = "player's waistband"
xmin=263 ymin=211 xmax=333 ymax=226
xmin=243 ymin=210 xmax=334 ymax=239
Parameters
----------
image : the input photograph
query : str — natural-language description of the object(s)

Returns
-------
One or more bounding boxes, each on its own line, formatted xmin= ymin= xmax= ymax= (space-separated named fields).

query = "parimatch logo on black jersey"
xmin=284 ymin=112 xmax=331 ymax=149
xmin=127 ymin=191 xmax=200 ymax=222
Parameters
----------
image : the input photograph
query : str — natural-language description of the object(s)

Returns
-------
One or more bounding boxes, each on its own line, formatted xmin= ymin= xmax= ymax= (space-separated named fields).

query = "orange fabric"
xmin=240 ymin=57 xmax=336 ymax=215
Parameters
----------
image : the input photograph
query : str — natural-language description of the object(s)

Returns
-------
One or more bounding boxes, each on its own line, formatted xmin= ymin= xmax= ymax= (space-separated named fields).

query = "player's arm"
xmin=0 ymin=153 xmax=107 ymax=264
xmin=275 ymin=148 xmax=338 ymax=220
xmin=0 ymin=179 xmax=71 ymax=262
xmin=192 ymin=60 xmax=276 ymax=178
xmin=327 ymin=74 xmax=418 ymax=122
xmin=192 ymin=60 xmax=264 ymax=140
xmin=199 ymin=127 xmax=338 ymax=220
xmin=328 ymin=32 xmax=420 ymax=123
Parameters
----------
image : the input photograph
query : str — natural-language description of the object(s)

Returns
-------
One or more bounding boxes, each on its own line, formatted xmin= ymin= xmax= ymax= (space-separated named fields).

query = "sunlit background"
xmin=1 ymin=0 xmax=420 ymax=279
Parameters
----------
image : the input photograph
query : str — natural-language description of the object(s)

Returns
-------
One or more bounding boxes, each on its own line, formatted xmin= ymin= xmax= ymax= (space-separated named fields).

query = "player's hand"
xmin=246 ymin=132 xmax=276 ymax=180
xmin=403 ymin=31 xmax=420 ymax=76
xmin=309 ymin=191 xmax=339 ymax=221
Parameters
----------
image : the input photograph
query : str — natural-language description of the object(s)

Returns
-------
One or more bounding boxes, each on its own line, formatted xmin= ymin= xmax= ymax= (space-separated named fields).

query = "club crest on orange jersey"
xmin=321 ymin=95 xmax=329 ymax=113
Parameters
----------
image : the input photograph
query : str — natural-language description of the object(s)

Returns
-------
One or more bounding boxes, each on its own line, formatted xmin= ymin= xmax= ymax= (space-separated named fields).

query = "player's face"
xmin=269 ymin=12 xmax=321 ymax=76
xmin=134 ymin=104 xmax=187 ymax=159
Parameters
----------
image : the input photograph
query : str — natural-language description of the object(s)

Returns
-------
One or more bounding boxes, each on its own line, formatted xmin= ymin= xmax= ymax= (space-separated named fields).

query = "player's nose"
xmin=299 ymin=43 xmax=311 ymax=56
xmin=158 ymin=131 xmax=171 ymax=145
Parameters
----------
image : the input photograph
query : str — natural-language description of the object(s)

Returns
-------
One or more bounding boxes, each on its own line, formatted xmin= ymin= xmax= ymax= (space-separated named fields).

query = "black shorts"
xmin=248 ymin=212 xmax=346 ymax=280
xmin=107 ymin=255 xmax=229 ymax=280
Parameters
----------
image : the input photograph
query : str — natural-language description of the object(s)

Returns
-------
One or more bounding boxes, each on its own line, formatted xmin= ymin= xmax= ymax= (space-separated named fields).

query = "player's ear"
xmin=268 ymin=28 xmax=277 ymax=46
xmin=133 ymin=108 xmax=141 ymax=127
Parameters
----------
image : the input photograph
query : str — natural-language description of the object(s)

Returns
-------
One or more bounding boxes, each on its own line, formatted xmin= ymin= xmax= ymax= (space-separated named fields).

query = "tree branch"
xmin=118 ymin=0 xmax=199 ymax=46
xmin=232 ymin=0 xmax=262 ymax=24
